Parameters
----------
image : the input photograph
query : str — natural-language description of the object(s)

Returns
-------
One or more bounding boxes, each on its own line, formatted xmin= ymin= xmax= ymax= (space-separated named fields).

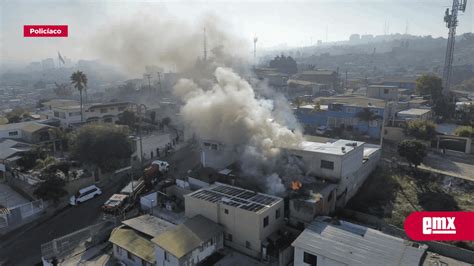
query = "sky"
xmin=0 ymin=0 xmax=472 ymax=64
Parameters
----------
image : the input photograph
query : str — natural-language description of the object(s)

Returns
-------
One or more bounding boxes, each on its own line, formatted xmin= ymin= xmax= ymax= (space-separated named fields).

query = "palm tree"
xmin=356 ymin=108 xmax=382 ymax=134
xmin=70 ymin=71 xmax=88 ymax=122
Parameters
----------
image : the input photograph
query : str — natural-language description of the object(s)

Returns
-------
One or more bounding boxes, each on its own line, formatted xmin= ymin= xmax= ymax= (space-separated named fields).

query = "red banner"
xmin=404 ymin=211 xmax=474 ymax=241
xmin=24 ymin=25 xmax=68 ymax=37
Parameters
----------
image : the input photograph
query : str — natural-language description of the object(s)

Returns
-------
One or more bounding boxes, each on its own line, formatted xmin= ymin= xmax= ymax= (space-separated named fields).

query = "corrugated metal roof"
xmin=122 ymin=215 xmax=175 ymax=237
xmin=109 ymin=226 xmax=156 ymax=263
xmin=292 ymin=217 xmax=426 ymax=266
xmin=151 ymin=215 xmax=223 ymax=259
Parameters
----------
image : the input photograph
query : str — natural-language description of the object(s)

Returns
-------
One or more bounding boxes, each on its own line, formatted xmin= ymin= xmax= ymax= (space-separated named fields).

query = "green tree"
xmin=49 ymin=127 xmax=69 ymax=156
xmin=34 ymin=174 xmax=67 ymax=203
xmin=356 ymin=108 xmax=382 ymax=133
xmin=70 ymin=124 xmax=132 ymax=176
xmin=397 ymin=140 xmax=427 ymax=168
xmin=415 ymin=75 xmax=443 ymax=103
xmin=454 ymin=126 xmax=474 ymax=137
xmin=6 ymin=108 xmax=29 ymax=123
xmin=433 ymin=97 xmax=456 ymax=119
xmin=407 ymin=120 xmax=437 ymax=140
xmin=70 ymin=71 xmax=88 ymax=122
xmin=116 ymin=110 xmax=138 ymax=131
xmin=16 ymin=147 xmax=46 ymax=171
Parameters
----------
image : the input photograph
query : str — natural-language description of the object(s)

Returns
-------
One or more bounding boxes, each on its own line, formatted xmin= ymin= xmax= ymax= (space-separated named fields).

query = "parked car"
xmin=316 ymin=125 xmax=327 ymax=135
xmin=69 ymin=185 xmax=102 ymax=206
xmin=151 ymin=160 xmax=170 ymax=172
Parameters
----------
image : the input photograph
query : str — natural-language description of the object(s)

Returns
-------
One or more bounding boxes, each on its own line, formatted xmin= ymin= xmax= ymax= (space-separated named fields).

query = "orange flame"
xmin=291 ymin=180 xmax=302 ymax=191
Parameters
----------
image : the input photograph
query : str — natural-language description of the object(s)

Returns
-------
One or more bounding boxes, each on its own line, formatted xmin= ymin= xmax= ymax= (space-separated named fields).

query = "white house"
xmin=367 ymin=85 xmax=399 ymax=101
xmin=152 ymin=215 xmax=224 ymax=266
xmin=109 ymin=215 xmax=175 ymax=266
xmin=292 ymin=216 xmax=427 ymax=266
xmin=51 ymin=102 xmax=130 ymax=127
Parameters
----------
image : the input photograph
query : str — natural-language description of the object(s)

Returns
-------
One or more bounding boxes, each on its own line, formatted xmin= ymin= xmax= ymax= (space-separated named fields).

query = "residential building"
xmin=0 ymin=139 xmax=31 ymax=173
xmin=51 ymin=102 xmax=130 ymax=127
xmin=109 ymin=215 xmax=175 ymax=266
xmin=286 ymin=79 xmax=328 ymax=99
xmin=152 ymin=215 xmax=224 ymax=266
xmin=0 ymin=121 xmax=54 ymax=144
xmin=396 ymin=108 xmax=433 ymax=121
xmin=295 ymin=96 xmax=392 ymax=138
xmin=284 ymin=139 xmax=380 ymax=206
xmin=381 ymin=79 xmax=416 ymax=91
xmin=184 ymin=183 xmax=284 ymax=259
xmin=292 ymin=70 xmax=339 ymax=90
xmin=292 ymin=217 xmax=427 ymax=266
xmin=366 ymin=85 xmax=399 ymax=101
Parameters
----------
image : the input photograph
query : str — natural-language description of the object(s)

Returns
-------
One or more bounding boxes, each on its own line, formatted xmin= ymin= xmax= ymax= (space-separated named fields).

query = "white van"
xmin=151 ymin=160 xmax=170 ymax=172
xmin=69 ymin=185 xmax=102 ymax=206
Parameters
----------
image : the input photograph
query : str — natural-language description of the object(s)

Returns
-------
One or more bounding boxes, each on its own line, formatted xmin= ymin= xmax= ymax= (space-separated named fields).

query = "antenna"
xmin=442 ymin=0 xmax=468 ymax=97
xmin=203 ymin=28 xmax=207 ymax=61
xmin=144 ymin=73 xmax=152 ymax=95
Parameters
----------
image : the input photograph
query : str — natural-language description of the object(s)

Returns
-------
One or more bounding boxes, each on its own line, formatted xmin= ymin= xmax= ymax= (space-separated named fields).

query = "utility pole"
xmin=130 ymin=103 xmax=147 ymax=165
xmin=157 ymin=72 xmax=162 ymax=93
xmin=144 ymin=74 xmax=152 ymax=95
xmin=442 ymin=0 xmax=468 ymax=97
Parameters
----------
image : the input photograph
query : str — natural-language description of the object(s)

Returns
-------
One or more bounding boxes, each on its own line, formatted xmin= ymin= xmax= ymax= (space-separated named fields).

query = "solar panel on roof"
xmin=190 ymin=184 xmax=279 ymax=212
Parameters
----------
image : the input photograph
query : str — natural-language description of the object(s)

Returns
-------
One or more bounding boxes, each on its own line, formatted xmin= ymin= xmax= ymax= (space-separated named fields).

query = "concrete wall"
xmin=184 ymin=194 xmax=284 ymax=259
xmin=155 ymin=234 xmax=224 ymax=266
xmin=113 ymin=244 xmax=153 ymax=266
xmin=367 ymin=86 xmax=398 ymax=101
xmin=133 ymin=133 xmax=172 ymax=161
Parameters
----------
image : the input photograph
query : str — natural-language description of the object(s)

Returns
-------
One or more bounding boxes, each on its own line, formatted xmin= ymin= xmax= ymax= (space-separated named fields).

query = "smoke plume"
xmin=174 ymin=67 xmax=304 ymax=194
xmin=89 ymin=12 xmax=249 ymax=75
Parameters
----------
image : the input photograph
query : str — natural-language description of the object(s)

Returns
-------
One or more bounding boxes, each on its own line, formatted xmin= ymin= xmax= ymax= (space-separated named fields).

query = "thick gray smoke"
xmin=89 ymin=12 xmax=249 ymax=75
xmin=174 ymin=67 xmax=304 ymax=194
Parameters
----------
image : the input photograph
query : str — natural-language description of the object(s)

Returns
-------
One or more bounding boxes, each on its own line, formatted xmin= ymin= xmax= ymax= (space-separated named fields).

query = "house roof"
xmin=0 ymin=121 xmax=50 ymax=132
xmin=0 ymin=139 xmax=31 ymax=160
xmin=109 ymin=226 xmax=157 ymax=263
xmin=21 ymin=122 xmax=51 ymax=134
xmin=300 ymin=70 xmax=336 ymax=76
xmin=315 ymin=96 xmax=386 ymax=108
xmin=397 ymin=108 xmax=431 ymax=116
xmin=292 ymin=217 xmax=427 ymax=266
xmin=151 ymin=215 xmax=223 ymax=259
xmin=187 ymin=183 xmax=282 ymax=213
xmin=122 ymin=215 xmax=175 ymax=238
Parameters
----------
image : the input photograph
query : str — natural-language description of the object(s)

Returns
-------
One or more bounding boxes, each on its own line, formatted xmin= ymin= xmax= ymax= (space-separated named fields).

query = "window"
xmin=224 ymin=208 xmax=229 ymax=214
xmin=303 ymin=252 xmax=317 ymax=266
xmin=263 ymin=216 xmax=269 ymax=227
xmin=384 ymin=88 xmax=389 ymax=94
xmin=100 ymin=108 xmax=107 ymax=113
xmin=369 ymin=120 xmax=378 ymax=127
xmin=246 ymin=241 xmax=251 ymax=249
xmin=164 ymin=251 xmax=170 ymax=262
xmin=275 ymin=208 xmax=281 ymax=219
xmin=54 ymin=111 xmax=60 ymax=118
xmin=211 ymin=143 xmax=218 ymax=150
xmin=8 ymin=131 xmax=18 ymax=136
xmin=127 ymin=251 xmax=133 ymax=260
xmin=321 ymin=160 xmax=334 ymax=170
xmin=226 ymin=233 xmax=233 ymax=242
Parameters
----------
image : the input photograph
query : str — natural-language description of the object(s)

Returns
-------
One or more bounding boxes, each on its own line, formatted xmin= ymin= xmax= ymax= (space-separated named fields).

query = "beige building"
xmin=184 ymin=183 xmax=284 ymax=259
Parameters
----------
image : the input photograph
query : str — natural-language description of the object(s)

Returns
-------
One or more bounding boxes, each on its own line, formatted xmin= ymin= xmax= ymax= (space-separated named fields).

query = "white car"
xmin=151 ymin=160 xmax=170 ymax=172
xmin=316 ymin=126 xmax=327 ymax=135
xmin=69 ymin=185 xmax=102 ymax=206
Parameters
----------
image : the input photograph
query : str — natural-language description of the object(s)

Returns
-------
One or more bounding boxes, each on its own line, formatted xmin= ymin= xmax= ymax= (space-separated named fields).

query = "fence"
xmin=41 ymin=219 xmax=118 ymax=262
xmin=0 ymin=200 xmax=44 ymax=229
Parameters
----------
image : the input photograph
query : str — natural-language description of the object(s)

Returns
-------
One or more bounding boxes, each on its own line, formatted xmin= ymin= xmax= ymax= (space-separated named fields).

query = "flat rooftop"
xmin=187 ymin=183 xmax=282 ymax=213
xmin=294 ymin=139 xmax=364 ymax=156
xmin=397 ymin=108 xmax=431 ymax=116
xmin=315 ymin=96 xmax=386 ymax=108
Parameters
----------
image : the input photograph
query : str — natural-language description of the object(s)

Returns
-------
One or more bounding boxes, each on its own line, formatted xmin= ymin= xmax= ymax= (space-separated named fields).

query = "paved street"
xmin=0 ymin=180 xmax=119 ymax=266
xmin=0 ymin=141 xmax=200 ymax=265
